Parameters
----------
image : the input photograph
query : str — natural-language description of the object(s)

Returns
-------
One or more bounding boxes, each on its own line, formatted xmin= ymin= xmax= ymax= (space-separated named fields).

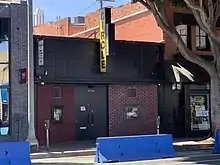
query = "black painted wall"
xmin=33 ymin=36 xmax=164 ymax=83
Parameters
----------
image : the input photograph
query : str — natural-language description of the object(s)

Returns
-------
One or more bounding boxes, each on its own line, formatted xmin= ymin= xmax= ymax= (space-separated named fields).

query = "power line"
xmin=75 ymin=1 xmax=98 ymax=16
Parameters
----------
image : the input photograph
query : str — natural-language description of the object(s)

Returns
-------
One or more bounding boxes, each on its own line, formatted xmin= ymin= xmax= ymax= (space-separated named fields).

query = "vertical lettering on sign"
xmin=38 ymin=40 xmax=44 ymax=66
xmin=99 ymin=8 xmax=107 ymax=73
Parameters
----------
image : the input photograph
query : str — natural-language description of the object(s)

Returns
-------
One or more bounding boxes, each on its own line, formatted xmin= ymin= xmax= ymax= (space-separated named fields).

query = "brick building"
xmin=0 ymin=1 xmax=29 ymax=141
xmin=34 ymin=2 xmax=163 ymax=42
xmin=71 ymin=2 xmax=163 ymax=42
xmin=72 ymin=1 xmax=214 ymax=138
xmin=34 ymin=36 xmax=163 ymax=145
xmin=33 ymin=1 xmax=214 ymax=144
xmin=34 ymin=17 xmax=85 ymax=36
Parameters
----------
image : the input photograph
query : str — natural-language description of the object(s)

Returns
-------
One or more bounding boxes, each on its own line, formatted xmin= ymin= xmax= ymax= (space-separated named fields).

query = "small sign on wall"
xmin=38 ymin=39 xmax=44 ymax=66
xmin=19 ymin=68 xmax=27 ymax=84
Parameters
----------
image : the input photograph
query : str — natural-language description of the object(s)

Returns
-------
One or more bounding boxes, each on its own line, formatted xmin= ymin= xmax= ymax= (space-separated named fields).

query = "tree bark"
xmin=210 ymin=74 xmax=220 ymax=134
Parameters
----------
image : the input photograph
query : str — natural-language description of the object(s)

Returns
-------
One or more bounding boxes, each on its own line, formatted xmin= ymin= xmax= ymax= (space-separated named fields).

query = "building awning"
xmin=164 ymin=59 xmax=210 ymax=83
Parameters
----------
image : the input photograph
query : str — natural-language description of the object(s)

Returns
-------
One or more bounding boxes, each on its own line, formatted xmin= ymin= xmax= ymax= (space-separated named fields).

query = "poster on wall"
xmin=190 ymin=95 xmax=210 ymax=131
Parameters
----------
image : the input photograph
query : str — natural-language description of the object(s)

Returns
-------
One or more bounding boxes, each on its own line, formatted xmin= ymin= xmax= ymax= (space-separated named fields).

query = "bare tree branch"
xmin=185 ymin=0 xmax=204 ymax=12
xmin=136 ymin=0 xmax=213 ymax=73
xmin=208 ymin=0 xmax=214 ymax=24
xmin=214 ymin=0 xmax=220 ymax=27
xmin=184 ymin=0 xmax=220 ymax=44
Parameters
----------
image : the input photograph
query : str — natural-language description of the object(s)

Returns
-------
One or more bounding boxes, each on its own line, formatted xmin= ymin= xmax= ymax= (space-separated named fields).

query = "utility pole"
xmin=26 ymin=0 xmax=39 ymax=150
xmin=97 ymin=0 xmax=115 ymax=9
xmin=100 ymin=0 xmax=103 ymax=9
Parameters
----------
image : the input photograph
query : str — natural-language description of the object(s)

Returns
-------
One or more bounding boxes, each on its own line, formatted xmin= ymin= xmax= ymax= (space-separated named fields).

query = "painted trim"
xmin=69 ymin=9 xmax=149 ymax=37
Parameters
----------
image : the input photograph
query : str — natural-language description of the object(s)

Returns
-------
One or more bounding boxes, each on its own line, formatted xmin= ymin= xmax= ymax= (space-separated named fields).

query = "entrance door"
xmin=75 ymin=85 xmax=108 ymax=140
xmin=158 ymin=84 xmax=185 ymax=138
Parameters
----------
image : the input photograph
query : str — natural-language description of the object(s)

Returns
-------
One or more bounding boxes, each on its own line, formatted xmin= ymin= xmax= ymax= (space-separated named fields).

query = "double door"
xmin=75 ymin=85 xmax=108 ymax=140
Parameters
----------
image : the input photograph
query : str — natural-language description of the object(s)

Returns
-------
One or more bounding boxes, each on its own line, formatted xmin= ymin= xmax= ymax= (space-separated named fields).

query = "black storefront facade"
xmin=159 ymin=57 xmax=211 ymax=138
xmin=33 ymin=36 xmax=164 ymax=145
xmin=33 ymin=35 xmax=211 ymax=146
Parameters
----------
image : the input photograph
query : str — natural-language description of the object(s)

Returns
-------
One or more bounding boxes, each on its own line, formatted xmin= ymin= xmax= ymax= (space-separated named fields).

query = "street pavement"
xmin=31 ymin=150 xmax=220 ymax=165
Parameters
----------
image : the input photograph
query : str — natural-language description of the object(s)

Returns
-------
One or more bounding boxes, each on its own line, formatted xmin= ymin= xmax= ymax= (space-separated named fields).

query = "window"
xmin=176 ymin=25 xmax=187 ymax=45
xmin=125 ymin=105 xmax=139 ymax=119
xmin=196 ymin=26 xmax=210 ymax=50
xmin=53 ymin=86 xmax=62 ymax=98
xmin=0 ymin=18 xmax=10 ymax=136
xmin=126 ymin=88 xmax=136 ymax=98
xmin=88 ymin=85 xmax=95 ymax=93
xmin=172 ymin=83 xmax=182 ymax=90
xmin=52 ymin=106 xmax=63 ymax=123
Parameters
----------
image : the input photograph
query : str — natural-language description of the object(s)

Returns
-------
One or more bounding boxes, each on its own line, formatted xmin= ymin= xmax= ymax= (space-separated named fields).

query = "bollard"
xmin=157 ymin=116 xmax=160 ymax=135
xmin=44 ymin=120 xmax=50 ymax=150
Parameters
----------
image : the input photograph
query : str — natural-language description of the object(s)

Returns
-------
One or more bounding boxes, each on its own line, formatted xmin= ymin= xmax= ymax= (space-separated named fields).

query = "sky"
xmin=33 ymin=0 xmax=130 ymax=22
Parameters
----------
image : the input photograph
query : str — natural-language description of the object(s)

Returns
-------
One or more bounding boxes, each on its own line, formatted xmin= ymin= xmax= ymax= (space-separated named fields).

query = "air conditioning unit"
xmin=74 ymin=16 xmax=85 ymax=25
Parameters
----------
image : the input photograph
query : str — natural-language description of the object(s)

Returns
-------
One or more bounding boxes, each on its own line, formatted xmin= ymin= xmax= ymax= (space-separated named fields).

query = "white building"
xmin=34 ymin=8 xmax=44 ymax=26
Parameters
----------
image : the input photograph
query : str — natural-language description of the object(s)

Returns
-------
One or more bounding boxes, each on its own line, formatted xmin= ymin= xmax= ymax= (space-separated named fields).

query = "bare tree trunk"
xmin=210 ymin=74 xmax=220 ymax=134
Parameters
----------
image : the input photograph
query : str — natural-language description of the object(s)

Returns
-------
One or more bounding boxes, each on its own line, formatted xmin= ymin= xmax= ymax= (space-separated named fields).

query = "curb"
xmin=174 ymin=144 xmax=213 ymax=152
xmin=31 ymin=144 xmax=214 ymax=160
xmin=31 ymin=150 xmax=96 ymax=160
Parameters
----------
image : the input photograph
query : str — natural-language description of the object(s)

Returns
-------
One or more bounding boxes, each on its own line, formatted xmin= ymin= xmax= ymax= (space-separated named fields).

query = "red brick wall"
xmin=108 ymin=84 xmax=157 ymax=136
xmin=37 ymin=84 xmax=75 ymax=146
xmin=75 ymin=2 xmax=163 ymax=42
xmin=34 ymin=17 xmax=85 ymax=36
xmin=116 ymin=12 xmax=163 ymax=42
xmin=85 ymin=2 xmax=145 ymax=29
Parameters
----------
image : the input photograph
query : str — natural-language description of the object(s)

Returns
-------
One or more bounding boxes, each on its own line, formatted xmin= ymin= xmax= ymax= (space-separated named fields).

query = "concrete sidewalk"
xmin=31 ymin=150 xmax=217 ymax=165
xmin=31 ymin=138 xmax=214 ymax=160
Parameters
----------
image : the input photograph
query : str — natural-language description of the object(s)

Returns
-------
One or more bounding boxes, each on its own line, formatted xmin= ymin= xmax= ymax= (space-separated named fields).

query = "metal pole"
xmin=100 ymin=0 xmax=103 ymax=9
xmin=26 ymin=0 xmax=39 ymax=150
xmin=157 ymin=116 xmax=160 ymax=135
xmin=46 ymin=128 xmax=50 ymax=150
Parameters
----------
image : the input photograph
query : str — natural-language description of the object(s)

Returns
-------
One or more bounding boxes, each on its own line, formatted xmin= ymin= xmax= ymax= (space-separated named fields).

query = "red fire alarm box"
xmin=19 ymin=68 xmax=28 ymax=84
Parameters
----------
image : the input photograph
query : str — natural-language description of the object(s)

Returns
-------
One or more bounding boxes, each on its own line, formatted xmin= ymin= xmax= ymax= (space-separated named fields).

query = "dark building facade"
xmin=34 ymin=36 xmax=164 ymax=145
xmin=158 ymin=58 xmax=211 ymax=138
xmin=34 ymin=35 xmax=211 ymax=146
xmin=0 ymin=1 xmax=29 ymax=142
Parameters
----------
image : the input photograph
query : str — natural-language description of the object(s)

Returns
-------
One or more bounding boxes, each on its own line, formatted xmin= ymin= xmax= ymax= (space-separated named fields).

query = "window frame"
xmin=0 ymin=23 xmax=10 ymax=136
xmin=53 ymin=86 xmax=62 ymax=99
xmin=172 ymin=83 xmax=182 ymax=91
xmin=126 ymin=88 xmax=137 ymax=98
xmin=51 ymin=105 xmax=64 ymax=124
xmin=176 ymin=25 xmax=188 ymax=46
xmin=196 ymin=26 xmax=210 ymax=51
xmin=124 ymin=105 xmax=139 ymax=120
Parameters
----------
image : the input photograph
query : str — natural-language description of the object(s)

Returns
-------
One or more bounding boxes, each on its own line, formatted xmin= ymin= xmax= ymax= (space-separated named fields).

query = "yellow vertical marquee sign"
xmin=99 ymin=8 xmax=107 ymax=73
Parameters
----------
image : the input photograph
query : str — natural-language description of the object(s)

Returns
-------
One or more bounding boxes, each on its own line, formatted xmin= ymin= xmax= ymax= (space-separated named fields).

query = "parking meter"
xmin=44 ymin=120 xmax=50 ymax=130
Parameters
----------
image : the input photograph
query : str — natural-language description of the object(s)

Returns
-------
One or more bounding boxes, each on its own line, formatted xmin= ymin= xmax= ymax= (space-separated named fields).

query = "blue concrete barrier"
xmin=95 ymin=134 xmax=175 ymax=163
xmin=213 ymin=130 xmax=220 ymax=154
xmin=0 ymin=141 xmax=30 ymax=165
